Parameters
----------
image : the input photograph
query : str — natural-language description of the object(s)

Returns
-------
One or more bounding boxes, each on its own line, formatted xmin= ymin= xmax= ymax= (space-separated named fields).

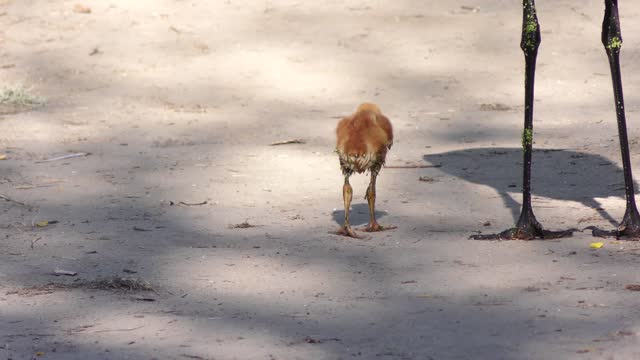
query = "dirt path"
xmin=1 ymin=0 xmax=640 ymax=359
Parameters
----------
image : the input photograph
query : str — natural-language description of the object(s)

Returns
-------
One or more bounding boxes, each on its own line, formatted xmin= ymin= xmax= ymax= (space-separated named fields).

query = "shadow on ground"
xmin=425 ymin=147 xmax=631 ymax=226
xmin=331 ymin=203 xmax=389 ymax=226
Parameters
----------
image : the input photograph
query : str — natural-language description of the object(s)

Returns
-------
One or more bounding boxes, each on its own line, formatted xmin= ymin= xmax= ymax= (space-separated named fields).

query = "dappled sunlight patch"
xmin=207 ymin=46 xmax=359 ymax=100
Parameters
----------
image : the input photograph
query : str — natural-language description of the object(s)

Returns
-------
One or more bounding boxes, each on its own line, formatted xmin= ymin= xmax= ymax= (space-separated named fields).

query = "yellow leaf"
xmin=590 ymin=242 xmax=604 ymax=249
xmin=35 ymin=351 xmax=45 ymax=357
xmin=36 ymin=221 xmax=49 ymax=227
xmin=0 ymin=154 xmax=7 ymax=160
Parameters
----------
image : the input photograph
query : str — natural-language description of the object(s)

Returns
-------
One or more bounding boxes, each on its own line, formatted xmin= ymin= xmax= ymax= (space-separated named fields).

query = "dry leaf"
xmin=479 ymin=103 xmax=510 ymax=111
xmin=419 ymin=176 xmax=437 ymax=183
xmin=73 ymin=4 xmax=91 ymax=14
xmin=0 ymin=154 xmax=7 ymax=160
xmin=36 ymin=220 xmax=49 ymax=227
xmin=228 ymin=221 xmax=256 ymax=229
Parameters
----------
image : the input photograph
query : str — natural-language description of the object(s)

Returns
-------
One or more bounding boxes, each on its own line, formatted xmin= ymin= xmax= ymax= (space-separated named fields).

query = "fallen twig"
xmin=15 ymin=184 xmax=58 ymax=189
xmin=617 ymin=248 xmax=640 ymax=252
xmin=303 ymin=336 xmax=341 ymax=344
xmin=269 ymin=139 xmax=305 ymax=146
xmin=53 ymin=268 xmax=78 ymax=276
xmin=180 ymin=354 xmax=206 ymax=360
xmin=78 ymin=325 xmax=145 ymax=334
xmin=0 ymin=194 xmax=27 ymax=206
xmin=3 ymin=333 xmax=56 ymax=338
xmin=31 ymin=236 xmax=41 ymax=249
xmin=36 ymin=152 xmax=90 ymax=163
xmin=74 ymin=277 xmax=154 ymax=292
xmin=170 ymin=200 xmax=208 ymax=206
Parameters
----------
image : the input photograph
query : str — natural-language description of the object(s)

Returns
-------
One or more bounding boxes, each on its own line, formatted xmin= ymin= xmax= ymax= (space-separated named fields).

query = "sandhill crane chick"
xmin=335 ymin=103 xmax=396 ymax=238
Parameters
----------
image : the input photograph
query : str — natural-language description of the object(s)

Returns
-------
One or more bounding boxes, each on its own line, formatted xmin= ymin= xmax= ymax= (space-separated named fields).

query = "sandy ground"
xmin=1 ymin=0 xmax=640 ymax=359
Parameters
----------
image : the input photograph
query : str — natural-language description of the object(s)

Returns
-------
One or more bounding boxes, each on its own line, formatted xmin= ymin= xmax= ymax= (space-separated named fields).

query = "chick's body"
xmin=334 ymin=103 xmax=395 ymax=238
xmin=336 ymin=103 xmax=393 ymax=175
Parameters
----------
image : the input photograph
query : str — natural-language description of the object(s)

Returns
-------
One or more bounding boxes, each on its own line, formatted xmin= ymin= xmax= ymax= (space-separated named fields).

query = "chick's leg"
xmin=336 ymin=176 xmax=361 ymax=238
xmin=362 ymin=172 xmax=396 ymax=232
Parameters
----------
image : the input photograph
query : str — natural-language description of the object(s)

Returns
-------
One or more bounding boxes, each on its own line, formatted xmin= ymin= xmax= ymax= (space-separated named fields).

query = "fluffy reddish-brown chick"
xmin=334 ymin=103 xmax=395 ymax=238
xmin=336 ymin=103 xmax=393 ymax=175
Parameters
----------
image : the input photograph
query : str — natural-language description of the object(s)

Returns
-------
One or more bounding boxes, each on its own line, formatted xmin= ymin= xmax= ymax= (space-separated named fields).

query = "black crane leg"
xmin=586 ymin=0 xmax=640 ymax=240
xmin=471 ymin=0 xmax=573 ymax=240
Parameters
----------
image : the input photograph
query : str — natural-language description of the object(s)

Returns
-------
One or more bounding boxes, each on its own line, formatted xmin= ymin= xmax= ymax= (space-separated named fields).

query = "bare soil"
xmin=1 ymin=0 xmax=640 ymax=359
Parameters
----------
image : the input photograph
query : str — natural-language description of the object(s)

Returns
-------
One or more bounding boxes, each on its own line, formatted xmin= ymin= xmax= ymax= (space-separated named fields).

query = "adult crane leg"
xmin=587 ymin=0 xmax=640 ymax=240
xmin=472 ymin=0 xmax=573 ymax=240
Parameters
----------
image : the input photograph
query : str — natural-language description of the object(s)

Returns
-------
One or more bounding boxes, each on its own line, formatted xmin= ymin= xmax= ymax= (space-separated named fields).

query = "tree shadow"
xmin=425 ymin=147 xmax=631 ymax=226
xmin=331 ymin=203 xmax=389 ymax=226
